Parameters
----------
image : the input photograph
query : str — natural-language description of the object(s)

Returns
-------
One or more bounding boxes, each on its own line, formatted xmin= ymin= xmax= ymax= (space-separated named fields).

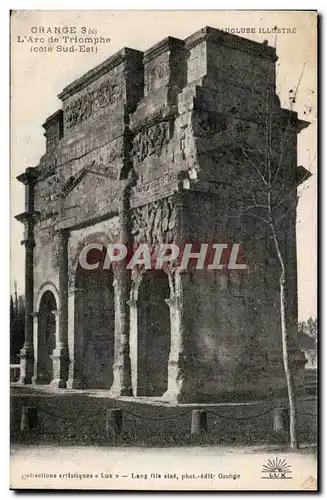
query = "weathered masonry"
xmin=16 ymin=27 xmax=310 ymax=402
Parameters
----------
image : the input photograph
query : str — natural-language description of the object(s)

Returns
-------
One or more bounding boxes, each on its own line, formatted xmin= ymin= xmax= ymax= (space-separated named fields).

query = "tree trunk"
xmin=279 ymin=269 xmax=299 ymax=449
xmin=270 ymin=215 xmax=299 ymax=449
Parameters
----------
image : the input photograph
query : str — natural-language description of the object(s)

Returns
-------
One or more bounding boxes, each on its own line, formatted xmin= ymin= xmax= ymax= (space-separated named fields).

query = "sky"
xmin=10 ymin=10 xmax=317 ymax=320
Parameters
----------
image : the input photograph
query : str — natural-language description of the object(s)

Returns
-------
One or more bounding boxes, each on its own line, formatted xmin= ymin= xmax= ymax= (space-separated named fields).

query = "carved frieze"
xmin=130 ymin=172 xmax=177 ymax=207
xmin=131 ymin=197 xmax=176 ymax=245
xmin=132 ymin=122 xmax=171 ymax=164
xmin=64 ymin=77 xmax=122 ymax=130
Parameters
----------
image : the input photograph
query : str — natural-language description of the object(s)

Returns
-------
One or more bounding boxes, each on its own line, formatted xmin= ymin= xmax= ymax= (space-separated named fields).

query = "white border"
xmin=2 ymin=3 xmax=324 ymax=499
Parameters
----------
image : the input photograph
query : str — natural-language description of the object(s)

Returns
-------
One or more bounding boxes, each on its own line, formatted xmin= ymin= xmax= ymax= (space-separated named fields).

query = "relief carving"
xmin=36 ymin=171 xmax=62 ymax=220
xmin=131 ymin=197 xmax=176 ymax=245
xmin=59 ymin=161 xmax=119 ymax=200
xmin=132 ymin=122 xmax=170 ymax=164
xmin=64 ymin=78 xmax=121 ymax=130
xmin=131 ymin=172 xmax=176 ymax=206
xmin=146 ymin=64 xmax=165 ymax=92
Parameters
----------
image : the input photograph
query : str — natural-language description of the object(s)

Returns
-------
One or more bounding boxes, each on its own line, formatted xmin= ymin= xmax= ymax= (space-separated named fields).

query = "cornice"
xmin=16 ymin=168 xmax=39 ymax=185
xmin=58 ymin=47 xmax=143 ymax=101
xmin=42 ymin=109 xmax=63 ymax=130
xmin=143 ymin=36 xmax=185 ymax=64
xmin=184 ymin=26 xmax=278 ymax=61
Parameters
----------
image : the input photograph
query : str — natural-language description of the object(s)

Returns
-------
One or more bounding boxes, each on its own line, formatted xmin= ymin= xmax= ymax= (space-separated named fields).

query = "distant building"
xmin=298 ymin=331 xmax=317 ymax=370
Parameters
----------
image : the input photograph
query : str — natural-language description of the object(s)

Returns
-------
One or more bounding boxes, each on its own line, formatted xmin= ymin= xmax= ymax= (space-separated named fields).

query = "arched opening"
xmin=37 ymin=290 xmax=57 ymax=384
xmin=74 ymin=245 xmax=115 ymax=389
xmin=137 ymin=270 xmax=170 ymax=396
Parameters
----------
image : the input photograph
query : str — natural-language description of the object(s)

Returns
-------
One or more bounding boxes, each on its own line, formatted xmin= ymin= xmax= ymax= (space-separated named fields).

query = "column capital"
xmin=16 ymin=168 xmax=39 ymax=185
xmin=15 ymin=211 xmax=40 ymax=225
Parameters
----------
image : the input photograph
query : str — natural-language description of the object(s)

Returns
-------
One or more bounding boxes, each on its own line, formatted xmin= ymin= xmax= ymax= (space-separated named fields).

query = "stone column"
xmin=50 ymin=230 xmax=69 ymax=388
xmin=15 ymin=168 xmax=39 ymax=384
xmin=51 ymin=309 xmax=60 ymax=345
xmin=32 ymin=312 xmax=39 ymax=384
xmin=162 ymin=192 xmax=188 ymax=402
xmin=127 ymin=298 xmax=138 ymax=396
xmin=126 ymin=268 xmax=146 ymax=397
xmin=19 ymin=233 xmax=35 ymax=383
xmin=109 ymin=273 xmax=133 ymax=396
xmin=162 ymin=273 xmax=187 ymax=403
xmin=109 ymin=185 xmax=133 ymax=397
xmin=15 ymin=212 xmax=38 ymax=384
xmin=164 ymin=297 xmax=184 ymax=396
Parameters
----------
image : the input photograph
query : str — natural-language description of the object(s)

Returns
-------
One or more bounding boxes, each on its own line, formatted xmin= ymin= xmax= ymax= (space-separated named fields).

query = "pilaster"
xmin=109 ymin=180 xmax=134 ymax=397
xmin=50 ymin=230 xmax=69 ymax=388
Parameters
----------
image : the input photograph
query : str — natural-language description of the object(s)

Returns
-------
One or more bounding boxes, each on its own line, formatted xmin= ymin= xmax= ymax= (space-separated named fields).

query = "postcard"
xmin=10 ymin=9 xmax=317 ymax=491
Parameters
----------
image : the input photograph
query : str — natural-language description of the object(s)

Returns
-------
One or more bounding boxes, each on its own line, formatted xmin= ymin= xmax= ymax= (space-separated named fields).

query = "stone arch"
xmin=135 ymin=268 xmax=171 ymax=397
xmin=36 ymin=288 xmax=58 ymax=384
xmin=73 ymin=242 xmax=115 ymax=389
xmin=70 ymin=232 xmax=110 ymax=274
xmin=36 ymin=282 xmax=59 ymax=313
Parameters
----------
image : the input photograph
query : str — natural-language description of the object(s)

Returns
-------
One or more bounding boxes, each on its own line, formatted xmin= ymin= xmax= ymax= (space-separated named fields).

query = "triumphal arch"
xmin=16 ymin=27 xmax=309 ymax=402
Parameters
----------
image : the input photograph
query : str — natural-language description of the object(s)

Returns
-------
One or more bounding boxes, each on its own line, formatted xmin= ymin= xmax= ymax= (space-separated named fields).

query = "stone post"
xmin=20 ymin=406 xmax=38 ymax=431
xmin=50 ymin=230 xmax=69 ymax=388
xmin=191 ymin=410 xmax=208 ymax=436
xmin=15 ymin=168 xmax=39 ymax=384
xmin=106 ymin=408 xmax=123 ymax=437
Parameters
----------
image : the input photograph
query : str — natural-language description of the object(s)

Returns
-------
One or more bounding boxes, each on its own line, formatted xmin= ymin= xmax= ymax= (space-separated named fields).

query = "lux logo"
xmin=261 ymin=458 xmax=292 ymax=479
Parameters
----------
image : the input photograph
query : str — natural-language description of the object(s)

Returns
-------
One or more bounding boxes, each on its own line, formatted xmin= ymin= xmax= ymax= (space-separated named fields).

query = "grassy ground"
xmin=10 ymin=385 xmax=317 ymax=448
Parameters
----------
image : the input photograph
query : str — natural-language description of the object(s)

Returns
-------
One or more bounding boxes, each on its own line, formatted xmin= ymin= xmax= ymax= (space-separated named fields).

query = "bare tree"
xmin=10 ymin=285 xmax=25 ymax=364
xmin=228 ymin=59 xmax=313 ymax=448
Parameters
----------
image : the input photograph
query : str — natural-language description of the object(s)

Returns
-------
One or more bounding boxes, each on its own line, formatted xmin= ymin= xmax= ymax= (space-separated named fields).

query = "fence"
xmin=17 ymin=403 xmax=317 ymax=445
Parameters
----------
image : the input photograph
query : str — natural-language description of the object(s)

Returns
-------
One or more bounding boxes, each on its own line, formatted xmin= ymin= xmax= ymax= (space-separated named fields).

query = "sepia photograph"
xmin=10 ymin=9 xmax=318 ymax=491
